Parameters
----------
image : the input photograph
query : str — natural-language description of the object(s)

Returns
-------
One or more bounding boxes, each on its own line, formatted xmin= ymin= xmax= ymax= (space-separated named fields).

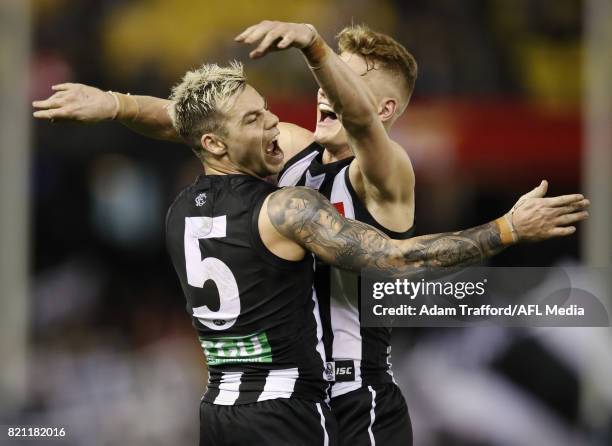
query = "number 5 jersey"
xmin=165 ymin=174 xmax=328 ymax=405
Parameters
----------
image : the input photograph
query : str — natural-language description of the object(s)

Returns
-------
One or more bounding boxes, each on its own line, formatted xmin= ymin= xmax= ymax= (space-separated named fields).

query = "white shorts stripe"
xmin=214 ymin=371 xmax=243 ymax=405
xmin=367 ymin=386 xmax=377 ymax=445
xmin=316 ymin=403 xmax=330 ymax=446
xmin=257 ymin=368 xmax=298 ymax=402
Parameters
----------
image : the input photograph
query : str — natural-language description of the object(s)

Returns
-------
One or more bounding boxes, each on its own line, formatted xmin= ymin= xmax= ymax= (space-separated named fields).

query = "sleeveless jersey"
xmin=278 ymin=143 xmax=415 ymax=398
xmin=165 ymin=174 xmax=328 ymax=405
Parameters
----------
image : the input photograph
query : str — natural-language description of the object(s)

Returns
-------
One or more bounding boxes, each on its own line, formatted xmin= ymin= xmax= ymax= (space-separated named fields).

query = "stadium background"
xmin=1 ymin=0 xmax=611 ymax=444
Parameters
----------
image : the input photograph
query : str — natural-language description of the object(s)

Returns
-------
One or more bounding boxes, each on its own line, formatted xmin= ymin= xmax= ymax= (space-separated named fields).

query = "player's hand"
xmin=32 ymin=83 xmax=116 ymax=123
xmin=235 ymin=20 xmax=317 ymax=59
xmin=510 ymin=180 xmax=590 ymax=242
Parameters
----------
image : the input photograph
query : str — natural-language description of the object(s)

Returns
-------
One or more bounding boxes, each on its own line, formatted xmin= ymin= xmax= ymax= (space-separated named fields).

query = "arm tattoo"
xmin=267 ymin=187 xmax=507 ymax=275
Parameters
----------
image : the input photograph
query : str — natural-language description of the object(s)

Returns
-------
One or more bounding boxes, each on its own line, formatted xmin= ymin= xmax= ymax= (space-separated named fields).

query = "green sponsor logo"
xmin=199 ymin=332 xmax=272 ymax=366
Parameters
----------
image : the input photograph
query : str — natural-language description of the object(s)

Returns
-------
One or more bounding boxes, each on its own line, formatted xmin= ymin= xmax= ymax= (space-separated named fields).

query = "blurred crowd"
xmin=13 ymin=0 xmax=611 ymax=445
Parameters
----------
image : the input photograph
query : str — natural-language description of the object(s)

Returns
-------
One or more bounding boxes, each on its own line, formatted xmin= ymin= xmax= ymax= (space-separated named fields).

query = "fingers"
xmin=235 ymin=21 xmax=296 ymax=58
xmin=544 ymin=194 xmax=585 ymax=207
xmin=32 ymin=109 xmax=60 ymax=120
xmin=522 ymin=180 xmax=548 ymax=200
xmin=277 ymin=33 xmax=294 ymax=49
xmin=32 ymin=107 xmax=73 ymax=120
xmin=250 ymin=30 xmax=283 ymax=58
xmin=51 ymin=83 xmax=77 ymax=91
xmin=555 ymin=199 xmax=590 ymax=215
xmin=548 ymin=226 xmax=577 ymax=238
xmin=554 ymin=211 xmax=589 ymax=226
xmin=33 ymin=89 xmax=72 ymax=110
xmin=236 ymin=21 xmax=274 ymax=45
xmin=32 ymin=97 xmax=63 ymax=110
xmin=235 ymin=25 xmax=257 ymax=42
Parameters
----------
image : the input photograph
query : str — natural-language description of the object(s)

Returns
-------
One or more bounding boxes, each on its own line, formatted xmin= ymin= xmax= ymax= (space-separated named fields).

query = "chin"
xmin=314 ymin=125 xmax=347 ymax=150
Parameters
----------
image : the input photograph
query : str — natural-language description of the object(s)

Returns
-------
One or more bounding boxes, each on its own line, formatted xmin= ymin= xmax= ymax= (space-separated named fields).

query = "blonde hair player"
xmin=33 ymin=22 xmax=589 ymax=446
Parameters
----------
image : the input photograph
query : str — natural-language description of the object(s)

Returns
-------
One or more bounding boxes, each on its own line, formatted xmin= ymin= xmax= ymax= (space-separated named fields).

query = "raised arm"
xmin=260 ymin=182 xmax=589 ymax=275
xmin=236 ymin=21 xmax=413 ymax=200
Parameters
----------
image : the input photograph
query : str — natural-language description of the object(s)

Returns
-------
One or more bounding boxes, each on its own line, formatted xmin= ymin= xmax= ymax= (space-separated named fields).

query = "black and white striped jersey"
xmin=165 ymin=174 xmax=328 ymax=405
xmin=278 ymin=143 xmax=415 ymax=398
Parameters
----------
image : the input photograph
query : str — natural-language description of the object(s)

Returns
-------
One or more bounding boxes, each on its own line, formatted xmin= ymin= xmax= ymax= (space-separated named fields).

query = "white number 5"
xmin=184 ymin=216 xmax=240 ymax=331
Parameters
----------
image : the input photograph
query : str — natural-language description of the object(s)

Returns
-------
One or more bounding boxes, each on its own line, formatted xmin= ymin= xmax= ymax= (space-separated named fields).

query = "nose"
xmin=265 ymin=109 xmax=279 ymax=129
xmin=317 ymin=88 xmax=327 ymax=102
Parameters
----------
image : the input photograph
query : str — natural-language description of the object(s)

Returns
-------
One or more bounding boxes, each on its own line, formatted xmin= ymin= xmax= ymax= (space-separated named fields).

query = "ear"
xmin=200 ymin=133 xmax=227 ymax=156
xmin=378 ymin=98 xmax=398 ymax=123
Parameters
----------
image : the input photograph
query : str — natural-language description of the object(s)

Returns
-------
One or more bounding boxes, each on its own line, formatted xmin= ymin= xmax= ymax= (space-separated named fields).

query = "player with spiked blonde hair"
xmin=33 ymin=22 xmax=589 ymax=446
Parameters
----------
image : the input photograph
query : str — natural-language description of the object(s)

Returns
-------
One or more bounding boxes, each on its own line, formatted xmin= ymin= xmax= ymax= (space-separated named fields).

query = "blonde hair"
xmin=337 ymin=25 xmax=417 ymax=109
xmin=169 ymin=61 xmax=246 ymax=150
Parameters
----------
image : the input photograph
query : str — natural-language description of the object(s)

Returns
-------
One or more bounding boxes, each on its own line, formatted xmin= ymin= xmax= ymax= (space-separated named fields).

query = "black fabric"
xmin=166 ymin=174 xmax=326 ymax=404
xmin=200 ymin=398 xmax=338 ymax=446
xmin=331 ymin=383 xmax=412 ymax=446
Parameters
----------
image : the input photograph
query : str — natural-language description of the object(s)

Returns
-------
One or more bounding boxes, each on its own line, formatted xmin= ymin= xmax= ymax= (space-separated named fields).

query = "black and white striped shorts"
xmin=200 ymin=397 xmax=338 ymax=445
xmin=330 ymin=383 xmax=412 ymax=446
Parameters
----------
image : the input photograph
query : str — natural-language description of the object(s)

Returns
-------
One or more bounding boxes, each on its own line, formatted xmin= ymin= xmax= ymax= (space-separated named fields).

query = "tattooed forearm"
xmin=268 ymin=187 xmax=509 ymax=275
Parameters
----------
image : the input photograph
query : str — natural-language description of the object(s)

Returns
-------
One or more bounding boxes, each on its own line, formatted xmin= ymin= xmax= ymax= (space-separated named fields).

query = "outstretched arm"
xmin=236 ymin=21 xmax=413 ymax=201
xmin=32 ymin=83 xmax=181 ymax=142
xmin=32 ymin=83 xmax=313 ymax=160
xmin=263 ymin=183 xmax=589 ymax=275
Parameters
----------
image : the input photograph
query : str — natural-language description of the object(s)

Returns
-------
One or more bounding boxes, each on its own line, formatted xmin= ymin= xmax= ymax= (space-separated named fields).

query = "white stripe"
xmin=311 ymin=287 xmax=327 ymax=373
xmin=329 ymin=165 xmax=355 ymax=219
xmin=278 ymin=150 xmax=319 ymax=187
xmin=257 ymin=368 xmax=298 ymax=402
xmin=316 ymin=403 xmax=330 ymax=446
xmin=367 ymin=386 xmax=377 ymax=445
xmin=329 ymin=165 xmax=363 ymax=398
xmin=213 ymin=371 xmax=242 ymax=405
xmin=387 ymin=346 xmax=397 ymax=384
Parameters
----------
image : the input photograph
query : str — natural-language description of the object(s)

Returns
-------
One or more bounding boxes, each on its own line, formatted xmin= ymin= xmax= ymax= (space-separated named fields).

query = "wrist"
xmin=108 ymin=91 xmax=140 ymax=121
xmin=494 ymin=213 xmax=519 ymax=246
xmin=301 ymin=24 xmax=328 ymax=68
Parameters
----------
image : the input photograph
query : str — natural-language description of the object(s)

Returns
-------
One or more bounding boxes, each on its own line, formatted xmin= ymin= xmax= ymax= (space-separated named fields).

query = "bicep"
xmin=266 ymin=187 xmax=402 ymax=272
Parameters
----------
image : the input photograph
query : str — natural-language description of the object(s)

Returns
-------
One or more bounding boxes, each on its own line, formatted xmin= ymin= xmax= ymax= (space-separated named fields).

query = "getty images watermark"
xmin=360 ymin=267 xmax=611 ymax=327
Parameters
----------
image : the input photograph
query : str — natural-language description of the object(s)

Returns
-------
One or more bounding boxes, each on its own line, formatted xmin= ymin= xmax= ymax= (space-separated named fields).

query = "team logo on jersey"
xmin=324 ymin=362 xmax=335 ymax=382
xmin=332 ymin=202 xmax=345 ymax=216
xmin=195 ymin=192 xmax=207 ymax=207
xmin=333 ymin=360 xmax=355 ymax=381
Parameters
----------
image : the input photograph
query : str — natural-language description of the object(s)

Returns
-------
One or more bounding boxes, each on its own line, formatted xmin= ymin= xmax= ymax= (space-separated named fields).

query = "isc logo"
xmin=333 ymin=360 xmax=355 ymax=382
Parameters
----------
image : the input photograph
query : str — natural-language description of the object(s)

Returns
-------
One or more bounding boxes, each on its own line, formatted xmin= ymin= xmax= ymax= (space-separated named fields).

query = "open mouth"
xmin=265 ymin=135 xmax=283 ymax=162
xmin=318 ymin=103 xmax=338 ymax=124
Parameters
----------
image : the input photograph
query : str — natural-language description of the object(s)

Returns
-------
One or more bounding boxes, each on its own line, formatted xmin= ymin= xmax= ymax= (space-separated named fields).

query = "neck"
xmin=321 ymin=144 xmax=353 ymax=164
xmin=203 ymin=159 xmax=263 ymax=179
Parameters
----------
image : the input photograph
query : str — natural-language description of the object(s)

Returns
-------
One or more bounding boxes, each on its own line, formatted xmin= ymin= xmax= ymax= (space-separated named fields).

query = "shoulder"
xmin=166 ymin=179 xmax=198 ymax=221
